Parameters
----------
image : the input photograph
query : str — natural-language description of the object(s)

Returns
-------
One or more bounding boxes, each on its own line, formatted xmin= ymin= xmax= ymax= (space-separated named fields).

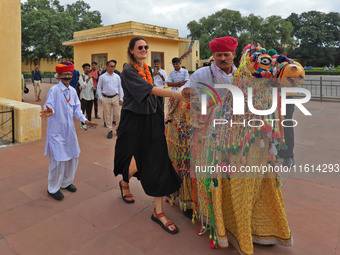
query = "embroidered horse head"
xmin=235 ymin=42 xmax=305 ymax=88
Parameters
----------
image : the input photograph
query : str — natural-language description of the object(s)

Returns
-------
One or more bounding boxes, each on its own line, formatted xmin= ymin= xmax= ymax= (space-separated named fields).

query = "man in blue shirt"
xmin=31 ymin=65 xmax=42 ymax=102
xmin=69 ymin=61 xmax=80 ymax=90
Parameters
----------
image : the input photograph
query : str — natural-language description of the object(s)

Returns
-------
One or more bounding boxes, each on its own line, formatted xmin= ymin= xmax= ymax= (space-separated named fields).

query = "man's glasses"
xmin=109 ymin=65 xmax=116 ymax=68
xmin=138 ymin=45 xmax=149 ymax=50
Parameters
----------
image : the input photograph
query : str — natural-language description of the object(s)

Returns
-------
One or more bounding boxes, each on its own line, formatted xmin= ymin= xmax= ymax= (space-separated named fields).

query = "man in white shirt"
xmin=152 ymin=58 xmax=167 ymax=107
xmin=79 ymin=63 xmax=95 ymax=130
xmin=166 ymin=57 xmax=189 ymax=91
xmin=97 ymin=60 xmax=124 ymax=139
xmin=40 ymin=61 xmax=98 ymax=201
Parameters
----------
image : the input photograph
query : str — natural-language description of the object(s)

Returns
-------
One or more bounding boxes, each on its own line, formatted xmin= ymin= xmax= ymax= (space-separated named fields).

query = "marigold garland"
xmin=132 ymin=62 xmax=154 ymax=86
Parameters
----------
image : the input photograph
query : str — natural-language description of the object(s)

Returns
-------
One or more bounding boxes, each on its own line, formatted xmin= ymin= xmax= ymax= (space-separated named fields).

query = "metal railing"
xmin=0 ymin=109 xmax=15 ymax=145
xmin=301 ymin=77 xmax=340 ymax=102
xmin=23 ymin=73 xmax=59 ymax=84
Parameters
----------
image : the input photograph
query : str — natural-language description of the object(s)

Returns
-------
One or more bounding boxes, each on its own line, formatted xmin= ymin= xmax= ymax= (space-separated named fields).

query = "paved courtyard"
xmin=0 ymin=82 xmax=339 ymax=255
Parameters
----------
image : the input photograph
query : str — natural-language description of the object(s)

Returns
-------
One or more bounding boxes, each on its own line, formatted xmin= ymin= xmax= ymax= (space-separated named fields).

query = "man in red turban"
xmin=40 ymin=61 xmax=98 ymax=201
xmin=172 ymin=36 xmax=239 ymax=223
xmin=180 ymin=35 xmax=238 ymax=94
xmin=55 ymin=61 xmax=74 ymax=74
xmin=208 ymin=36 xmax=238 ymax=77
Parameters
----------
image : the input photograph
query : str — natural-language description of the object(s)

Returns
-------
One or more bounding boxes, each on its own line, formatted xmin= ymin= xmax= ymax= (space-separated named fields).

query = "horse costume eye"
xmin=261 ymin=57 xmax=271 ymax=65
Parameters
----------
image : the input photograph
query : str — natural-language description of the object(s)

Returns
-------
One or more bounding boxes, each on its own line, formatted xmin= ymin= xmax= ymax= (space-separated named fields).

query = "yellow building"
xmin=63 ymin=21 xmax=191 ymax=74
xmin=179 ymin=40 xmax=200 ymax=71
xmin=22 ymin=58 xmax=73 ymax=74
xmin=0 ymin=0 xmax=41 ymax=143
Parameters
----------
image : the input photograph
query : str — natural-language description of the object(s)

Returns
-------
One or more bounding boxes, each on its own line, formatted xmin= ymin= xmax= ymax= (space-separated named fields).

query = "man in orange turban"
xmin=40 ymin=61 xmax=98 ymax=200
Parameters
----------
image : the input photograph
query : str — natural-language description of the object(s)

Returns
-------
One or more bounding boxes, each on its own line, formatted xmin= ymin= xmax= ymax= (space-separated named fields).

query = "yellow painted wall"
xmin=0 ymin=98 xmax=41 ymax=143
xmin=179 ymin=40 xmax=200 ymax=71
xmin=0 ymin=0 xmax=21 ymax=101
xmin=22 ymin=58 xmax=73 ymax=74
xmin=0 ymin=0 xmax=42 ymax=144
xmin=73 ymin=36 xmax=180 ymax=75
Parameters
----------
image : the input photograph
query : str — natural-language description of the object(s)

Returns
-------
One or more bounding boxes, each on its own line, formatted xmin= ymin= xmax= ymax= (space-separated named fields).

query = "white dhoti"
xmin=48 ymin=155 xmax=78 ymax=193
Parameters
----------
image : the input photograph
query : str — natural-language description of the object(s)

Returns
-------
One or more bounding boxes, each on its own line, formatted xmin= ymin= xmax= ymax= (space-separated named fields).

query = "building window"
xmin=151 ymin=52 xmax=164 ymax=69
xmin=91 ymin=54 xmax=108 ymax=71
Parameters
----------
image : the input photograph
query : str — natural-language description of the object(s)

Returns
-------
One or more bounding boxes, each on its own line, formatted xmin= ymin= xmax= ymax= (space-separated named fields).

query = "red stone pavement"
xmin=0 ymin=82 xmax=339 ymax=255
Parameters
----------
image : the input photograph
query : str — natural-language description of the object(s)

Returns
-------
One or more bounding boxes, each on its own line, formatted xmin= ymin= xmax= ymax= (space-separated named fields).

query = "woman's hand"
xmin=181 ymin=87 xmax=197 ymax=101
xmin=175 ymin=91 xmax=190 ymax=103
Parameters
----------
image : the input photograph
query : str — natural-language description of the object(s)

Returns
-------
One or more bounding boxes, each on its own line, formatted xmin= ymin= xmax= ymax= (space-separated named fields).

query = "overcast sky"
xmin=21 ymin=0 xmax=340 ymax=38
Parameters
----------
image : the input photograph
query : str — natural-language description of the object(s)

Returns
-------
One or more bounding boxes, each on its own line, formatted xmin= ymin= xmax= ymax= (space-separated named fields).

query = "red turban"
xmin=56 ymin=61 xmax=74 ymax=74
xmin=209 ymin=36 xmax=238 ymax=52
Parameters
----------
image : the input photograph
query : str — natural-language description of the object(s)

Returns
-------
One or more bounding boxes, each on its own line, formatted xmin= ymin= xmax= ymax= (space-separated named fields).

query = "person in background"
xmin=22 ymin=73 xmax=27 ymax=101
xmin=69 ymin=61 xmax=80 ymax=90
xmin=166 ymin=58 xmax=189 ymax=91
xmin=90 ymin=62 xmax=101 ymax=119
xmin=274 ymin=46 xmax=295 ymax=167
xmin=152 ymin=58 xmax=167 ymax=108
xmin=31 ymin=64 xmax=42 ymax=102
xmin=97 ymin=60 xmax=124 ymax=139
xmin=79 ymin=63 xmax=95 ymax=131
xmin=100 ymin=59 xmax=121 ymax=126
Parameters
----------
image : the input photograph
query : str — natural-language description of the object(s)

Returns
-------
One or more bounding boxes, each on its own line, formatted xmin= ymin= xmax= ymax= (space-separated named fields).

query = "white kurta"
xmin=179 ymin=63 xmax=238 ymax=91
xmin=44 ymin=82 xmax=87 ymax=161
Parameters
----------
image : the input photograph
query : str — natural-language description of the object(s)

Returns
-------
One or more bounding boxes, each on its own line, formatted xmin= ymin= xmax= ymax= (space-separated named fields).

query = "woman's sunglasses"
xmin=138 ymin=45 xmax=149 ymax=50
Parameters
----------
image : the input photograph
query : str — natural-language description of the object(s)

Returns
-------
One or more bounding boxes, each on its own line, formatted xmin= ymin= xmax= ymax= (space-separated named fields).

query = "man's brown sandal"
xmin=151 ymin=209 xmax=179 ymax=234
xmin=119 ymin=181 xmax=135 ymax=204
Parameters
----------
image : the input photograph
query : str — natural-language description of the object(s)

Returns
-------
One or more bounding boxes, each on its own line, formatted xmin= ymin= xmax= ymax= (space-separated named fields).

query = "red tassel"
xmin=272 ymin=131 xmax=281 ymax=138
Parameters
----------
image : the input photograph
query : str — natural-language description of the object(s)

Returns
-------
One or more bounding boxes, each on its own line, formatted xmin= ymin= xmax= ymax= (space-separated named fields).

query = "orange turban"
xmin=56 ymin=61 xmax=74 ymax=74
xmin=209 ymin=36 xmax=238 ymax=52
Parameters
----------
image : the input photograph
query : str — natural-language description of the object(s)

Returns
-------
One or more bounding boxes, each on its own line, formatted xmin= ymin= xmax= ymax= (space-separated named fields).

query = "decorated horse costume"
xmin=166 ymin=43 xmax=304 ymax=255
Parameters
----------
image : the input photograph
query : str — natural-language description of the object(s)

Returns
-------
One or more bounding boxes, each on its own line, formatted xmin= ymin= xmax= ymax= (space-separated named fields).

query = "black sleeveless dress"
xmin=114 ymin=64 xmax=181 ymax=197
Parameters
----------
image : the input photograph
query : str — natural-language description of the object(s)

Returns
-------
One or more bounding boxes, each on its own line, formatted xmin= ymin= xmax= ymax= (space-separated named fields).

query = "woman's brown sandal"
xmin=119 ymin=181 xmax=135 ymax=204
xmin=151 ymin=209 xmax=178 ymax=234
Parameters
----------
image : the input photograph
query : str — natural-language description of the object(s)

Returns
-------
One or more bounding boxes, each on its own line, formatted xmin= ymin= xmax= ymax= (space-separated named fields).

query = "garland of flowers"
xmin=132 ymin=62 xmax=154 ymax=85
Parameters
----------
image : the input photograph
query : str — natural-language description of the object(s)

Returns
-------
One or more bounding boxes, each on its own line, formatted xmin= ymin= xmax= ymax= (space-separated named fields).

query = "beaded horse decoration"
xmin=165 ymin=96 xmax=196 ymax=215
xmin=191 ymin=43 xmax=304 ymax=252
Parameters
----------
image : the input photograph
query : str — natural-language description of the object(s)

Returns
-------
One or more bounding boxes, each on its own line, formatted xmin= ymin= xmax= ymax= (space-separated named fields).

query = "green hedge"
xmin=305 ymin=70 xmax=340 ymax=75
xmin=23 ymin=72 xmax=55 ymax=79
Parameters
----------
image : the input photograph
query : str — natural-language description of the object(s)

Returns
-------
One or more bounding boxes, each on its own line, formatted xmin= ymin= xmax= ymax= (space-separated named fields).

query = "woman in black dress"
xmin=114 ymin=37 xmax=189 ymax=234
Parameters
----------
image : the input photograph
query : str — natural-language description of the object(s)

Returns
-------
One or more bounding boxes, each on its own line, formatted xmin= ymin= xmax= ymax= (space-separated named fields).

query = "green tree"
xmin=187 ymin=9 xmax=248 ymax=59
xmin=21 ymin=0 xmax=102 ymax=61
xmin=187 ymin=9 xmax=293 ymax=60
xmin=259 ymin=15 xmax=293 ymax=49
xmin=286 ymin=11 xmax=340 ymax=66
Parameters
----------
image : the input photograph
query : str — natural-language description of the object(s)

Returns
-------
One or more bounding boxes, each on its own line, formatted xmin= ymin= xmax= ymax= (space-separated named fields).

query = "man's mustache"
xmin=60 ymin=78 xmax=72 ymax=81
xmin=219 ymin=60 xmax=231 ymax=64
